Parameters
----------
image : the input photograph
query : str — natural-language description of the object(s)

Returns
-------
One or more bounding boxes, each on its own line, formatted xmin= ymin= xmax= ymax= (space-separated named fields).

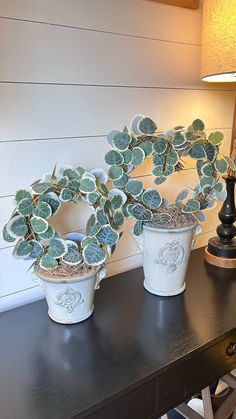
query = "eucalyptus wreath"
xmin=3 ymin=165 xmax=126 ymax=270
xmin=105 ymin=114 xmax=236 ymax=236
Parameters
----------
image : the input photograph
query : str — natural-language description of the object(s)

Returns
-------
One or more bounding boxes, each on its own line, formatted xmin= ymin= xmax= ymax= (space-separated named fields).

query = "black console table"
xmin=1 ymin=248 xmax=236 ymax=419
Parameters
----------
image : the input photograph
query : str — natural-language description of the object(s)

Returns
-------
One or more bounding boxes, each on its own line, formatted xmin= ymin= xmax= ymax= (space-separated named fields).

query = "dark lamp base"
xmin=208 ymin=237 xmax=236 ymax=259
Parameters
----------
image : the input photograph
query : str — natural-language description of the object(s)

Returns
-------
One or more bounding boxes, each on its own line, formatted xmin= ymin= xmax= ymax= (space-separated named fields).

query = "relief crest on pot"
xmin=155 ymin=240 xmax=186 ymax=273
xmin=54 ymin=286 xmax=84 ymax=313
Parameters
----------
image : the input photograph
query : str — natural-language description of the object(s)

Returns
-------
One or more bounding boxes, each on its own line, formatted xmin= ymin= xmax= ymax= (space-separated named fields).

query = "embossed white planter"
xmin=34 ymin=267 xmax=106 ymax=324
xmin=132 ymin=222 xmax=202 ymax=296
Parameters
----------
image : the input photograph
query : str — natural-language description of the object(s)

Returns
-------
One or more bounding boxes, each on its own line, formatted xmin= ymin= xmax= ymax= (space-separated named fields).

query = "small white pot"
xmin=33 ymin=266 xmax=106 ymax=324
xmin=132 ymin=222 xmax=202 ymax=296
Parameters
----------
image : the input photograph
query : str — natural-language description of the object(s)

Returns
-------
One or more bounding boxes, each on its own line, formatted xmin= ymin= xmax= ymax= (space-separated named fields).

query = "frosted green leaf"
xmin=151 ymin=213 xmax=172 ymax=225
xmin=224 ymin=155 xmax=236 ymax=171
xmin=142 ymin=189 xmax=162 ymax=209
xmin=113 ymin=132 xmax=131 ymax=151
xmin=68 ymin=179 xmax=80 ymax=192
xmin=200 ymin=176 xmax=214 ymax=188
xmin=197 ymin=160 xmax=205 ymax=177
xmin=76 ymin=166 xmax=86 ymax=177
xmin=175 ymin=189 xmax=189 ymax=204
xmin=97 ymin=225 xmax=119 ymax=245
xmin=139 ymin=141 xmax=153 ymax=156
xmin=201 ymin=163 xmax=213 ymax=177
xmin=98 ymin=183 xmax=109 ymax=197
xmin=109 ymin=189 xmax=127 ymax=205
xmin=91 ymin=168 xmax=108 ymax=185
xmin=153 ymin=137 xmax=168 ymax=154
xmin=189 ymin=144 xmax=206 ymax=160
xmin=114 ymin=211 xmax=124 ymax=227
xmin=122 ymin=203 xmax=133 ymax=218
xmin=87 ymin=222 xmax=101 ymax=239
xmin=107 ymin=130 xmax=120 ymax=147
xmin=87 ymin=192 xmax=100 ymax=205
xmin=166 ymin=150 xmax=179 ymax=166
xmin=154 ymin=176 xmax=167 ymax=185
xmin=108 ymin=165 xmax=124 ymax=180
xmin=129 ymin=204 xmax=152 ymax=221
xmin=130 ymin=114 xmax=144 ymax=135
xmin=96 ymin=208 xmax=108 ymax=225
xmin=33 ymin=202 xmax=52 ymax=219
xmin=202 ymin=185 xmax=212 ymax=195
xmin=152 ymin=165 xmax=164 ymax=177
xmin=164 ymin=165 xmax=175 ymax=176
xmin=2 ymin=225 xmax=16 ymax=243
xmin=15 ymin=189 xmax=32 ymax=204
xmin=183 ymin=199 xmax=201 ymax=213
xmin=6 ymin=215 xmax=28 ymax=239
xmin=13 ymin=240 xmax=33 ymax=259
xmin=59 ymin=188 xmax=75 ymax=202
xmin=29 ymin=240 xmax=44 ymax=258
xmin=138 ymin=117 xmax=157 ymax=135
xmin=213 ymin=182 xmax=224 ymax=193
xmin=83 ymin=243 xmax=106 ymax=266
xmin=60 ymin=166 xmax=82 ymax=180
xmin=62 ymin=248 xmax=82 ymax=265
xmin=192 ymin=119 xmax=205 ymax=131
xmin=30 ymin=217 xmax=48 ymax=234
xmin=121 ymin=149 xmax=133 ymax=165
xmin=214 ymin=159 xmax=227 ymax=174
xmin=112 ymin=173 xmax=129 ymax=188
xmin=48 ymin=238 xmax=68 ymax=259
xmin=153 ymin=154 xmax=165 ymax=166
xmin=208 ymin=131 xmax=224 ymax=146
xmin=131 ymin=147 xmax=145 ymax=167
xmin=133 ymin=221 xmax=143 ymax=236
xmin=79 ymin=178 xmax=96 ymax=193
xmin=214 ymin=189 xmax=227 ymax=202
xmin=39 ymin=254 xmax=58 ymax=270
xmin=205 ymin=143 xmax=217 ymax=162
xmin=57 ymin=176 xmax=69 ymax=188
xmin=31 ymin=182 xmax=50 ymax=194
xmin=162 ymin=198 xmax=169 ymax=207
xmin=111 ymin=195 xmax=123 ymax=209
xmin=86 ymin=214 xmax=96 ymax=236
xmin=185 ymin=131 xmax=196 ymax=142
xmin=17 ymin=198 xmax=34 ymax=216
xmin=125 ymin=180 xmax=143 ymax=197
xmin=173 ymin=132 xmax=186 ymax=147
xmin=38 ymin=226 xmax=55 ymax=240
xmin=105 ymin=150 xmax=124 ymax=165
xmin=39 ymin=192 xmax=61 ymax=215
xmin=81 ymin=236 xmax=99 ymax=249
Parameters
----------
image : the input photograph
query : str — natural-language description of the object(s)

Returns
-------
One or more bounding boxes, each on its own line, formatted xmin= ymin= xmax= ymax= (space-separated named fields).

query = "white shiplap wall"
xmin=0 ymin=0 xmax=235 ymax=312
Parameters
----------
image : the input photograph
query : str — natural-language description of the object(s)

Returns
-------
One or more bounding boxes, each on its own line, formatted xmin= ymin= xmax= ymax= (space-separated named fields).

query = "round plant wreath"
xmin=3 ymin=165 xmax=126 ymax=270
xmin=105 ymin=114 xmax=236 ymax=236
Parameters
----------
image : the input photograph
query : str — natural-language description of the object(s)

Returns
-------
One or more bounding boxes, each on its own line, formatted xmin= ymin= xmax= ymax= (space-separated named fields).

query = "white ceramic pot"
xmin=34 ymin=266 xmax=106 ymax=324
xmin=132 ymin=222 xmax=202 ymax=296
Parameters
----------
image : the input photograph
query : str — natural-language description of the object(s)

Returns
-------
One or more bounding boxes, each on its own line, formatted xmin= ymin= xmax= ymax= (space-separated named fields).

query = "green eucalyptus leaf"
xmin=173 ymin=132 xmax=186 ymax=147
xmin=175 ymin=189 xmax=189 ymax=204
xmin=15 ymin=189 xmax=32 ymax=203
xmin=2 ymin=225 xmax=16 ymax=243
xmin=39 ymin=192 xmax=61 ymax=215
xmin=133 ymin=221 xmax=143 ymax=236
xmin=111 ymin=195 xmax=123 ymax=209
xmin=13 ymin=240 xmax=33 ymax=259
xmin=79 ymin=178 xmax=96 ymax=193
xmin=153 ymin=154 xmax=165 ymax=166
xmin=107 ymin=130 xmax=120 ymax=147
xmin=200 ymin=175 xmax=214 ymax=188
xmin=131 ymin=147 xmax=145 ymax=167
xmin=153 ymin=137 xmax=168 ymax=154
xmin=38 ymin=226 xmax=55 ymax=240
xmin=114 ymin=211 xmax=124 ymax=227
xmin=6 ymin=215 xmax=28 ymax=239
xmin=154 ymin=176 xmax=167 ymax=185
xmin=125 ymin=180 xmax=143 ymax=197
xmin=68 ymin=179 xmax=80 ymax=192
xmin=105 ymin=150 xmax=124 ymax=165
xmin=152 ymin=165 xmax=164 ymax=177
xmin=166 ymin=150 xmax=179 ymax=166
xmin=151 ymin=213 xmax=172 ymax=225
xmin=142 ymin=189 xmax=162 ymax=209
xmin=224 ymin=155 xmax=236 ymax=171
xmin=213 ymin=182 xmax=224 ymax=193
xmin=121 ymin=149 xmax=133 ymax=165
xmin=39 ymin=254 xmax=58 ymax=270
xmin=57 ymin=176 xmax=69 ymax=188
xmin=48 ymin=238 xmax=68 ymax=259
xmin=113 ymin=132 xmax=131 ymax=151
xmin=81 ymin=236 xmax=99 ymax=249
xmin=192 ymin=119 xmax=205 ymax=131
xmin=33 ymin=202 xmax=52 ymax=219
xmin=31 ymin=182 xmax=50 ymax=194
xmin=139 ymin=141 xmax=153 ymax=156
xmin=60 ymin=166 xmax=82 ymax=180
xmin=129 ymin=204 xmax=152 ymax=221
xmin=208 ymin=131 xmax=224 ymax=146
xmin=91 ymin=168 xmax=108 ymax=185
xmin=214 ymin=159 xmax=227 ymax=174
xmin=97 ymin=225 xmax=119 ymax=245
xmin=17 ymin=198 xmax=34 ymax=216
xmin=30 ymin=217 xmax=48 ymax=234
xmin=86 ymin=214 xmax=96 ymax=236
xmin=189 ymin=144 xmax=206 ymax=160
xmin=62 ymin=247 xmax=82 ymax=265
xmin=87 ymin=192 xmax=100 ymax=205
xmin=205 ymin=143 xmax=217 ymax=163
xmin=29 ymin=240 xmax=44 ymax=258
xmin=138 ymin=117 xmax=157 ymax=135
xmin=112 ymin=173 xmax=129 ymax=187
xmin=164 ymin=165 xmax=175 ymax=176
xmin=185 ymin=131 xmax=196 ymax=142
xmin=59 ymin=188 xmax=75 ymax=202
xmin=201 ymin=163 xmax=213 ymax=177
xmin=96 ymin=208 xmax=108 ymax=225
xmin=182 ymin=199 xmax=201 ymax=213
xmin=108 ymin=165 xmax=124 ymax=180
xmin=109 ymin=189 xmax=127 ymax=206
xmin=83 ymin=243 xmax=106 ymax=266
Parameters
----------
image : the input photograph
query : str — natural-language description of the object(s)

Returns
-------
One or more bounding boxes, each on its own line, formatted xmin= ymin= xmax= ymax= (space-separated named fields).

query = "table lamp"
xmin=201 ymin=0 xmax=236 ymax=268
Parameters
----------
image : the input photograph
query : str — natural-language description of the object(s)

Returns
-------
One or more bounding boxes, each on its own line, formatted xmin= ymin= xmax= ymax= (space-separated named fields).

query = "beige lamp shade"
xmin=201 ymin=0 xmax=236 ymax=82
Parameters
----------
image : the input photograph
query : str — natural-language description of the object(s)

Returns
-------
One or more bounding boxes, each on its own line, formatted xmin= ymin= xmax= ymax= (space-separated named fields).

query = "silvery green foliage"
xmin=3 ymin=164 xmax=125 ymax=270
xmin=105 ymin=115 xmax=233 ymax=231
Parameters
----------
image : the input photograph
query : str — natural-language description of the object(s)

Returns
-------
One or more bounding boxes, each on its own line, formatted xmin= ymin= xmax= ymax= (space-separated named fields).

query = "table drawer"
xmin=83 ymin=379 xmax=156 ymax=419
xmin=157 ymin=330 xmax=236 ymax=416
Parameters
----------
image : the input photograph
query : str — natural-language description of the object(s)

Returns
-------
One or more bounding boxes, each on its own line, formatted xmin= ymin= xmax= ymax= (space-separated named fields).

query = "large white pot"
xmin=132 ymin=222 xmax=202 ymax=296
xmin=34 ymin=266 xmax=106 ymax=324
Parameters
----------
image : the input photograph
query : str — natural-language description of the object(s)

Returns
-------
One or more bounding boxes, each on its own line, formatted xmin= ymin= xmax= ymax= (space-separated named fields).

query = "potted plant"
xmin=105 ymin=114 xmax=235 ymax=296
xmin=2 ymin=165 xmax=126 ymax=323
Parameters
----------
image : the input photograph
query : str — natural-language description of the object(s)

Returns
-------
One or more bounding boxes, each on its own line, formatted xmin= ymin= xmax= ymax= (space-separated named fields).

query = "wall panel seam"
xmin=0 ymin=16 xmax=201 ymax=47
xmin=0 ymin=81 xmax=235 ymax=92
xmin=0 ymin=284 xmax=39 ymax=299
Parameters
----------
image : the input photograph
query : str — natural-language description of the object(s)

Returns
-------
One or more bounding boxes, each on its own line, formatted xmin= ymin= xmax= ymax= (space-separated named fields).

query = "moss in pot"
xmin=105 ymin=115 xmax=236 ymax=296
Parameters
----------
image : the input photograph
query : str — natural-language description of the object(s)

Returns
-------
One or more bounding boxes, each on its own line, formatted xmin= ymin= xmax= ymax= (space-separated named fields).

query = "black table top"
xmin=0 ymin=248 xmax=236 ymax=419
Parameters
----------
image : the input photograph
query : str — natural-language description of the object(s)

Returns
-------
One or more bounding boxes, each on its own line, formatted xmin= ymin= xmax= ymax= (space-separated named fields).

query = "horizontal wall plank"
xmin=0 ymin=0 xmax=202 ymax=45
xmin=0 ymin=285 xmax=44 ymax=313
xmin=0 ymin=84 xmax=234 ymax=142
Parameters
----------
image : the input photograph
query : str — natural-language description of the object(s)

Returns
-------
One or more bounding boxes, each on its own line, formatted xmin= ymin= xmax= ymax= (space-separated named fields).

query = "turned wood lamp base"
xmin=205 ymin=247 xmax=236 ymax=269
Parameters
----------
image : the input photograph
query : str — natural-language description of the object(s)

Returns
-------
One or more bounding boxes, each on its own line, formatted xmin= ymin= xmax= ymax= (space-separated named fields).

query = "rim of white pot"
xmin=34 ymin=265 xmax=102 ymax=284
xmin=143 ymin=218 xmax=198 ymax=233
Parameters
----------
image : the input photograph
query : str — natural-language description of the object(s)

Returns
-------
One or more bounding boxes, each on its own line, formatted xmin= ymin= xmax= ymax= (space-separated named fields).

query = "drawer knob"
xmin=226 ymin=342 xmax=236 ymax=356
